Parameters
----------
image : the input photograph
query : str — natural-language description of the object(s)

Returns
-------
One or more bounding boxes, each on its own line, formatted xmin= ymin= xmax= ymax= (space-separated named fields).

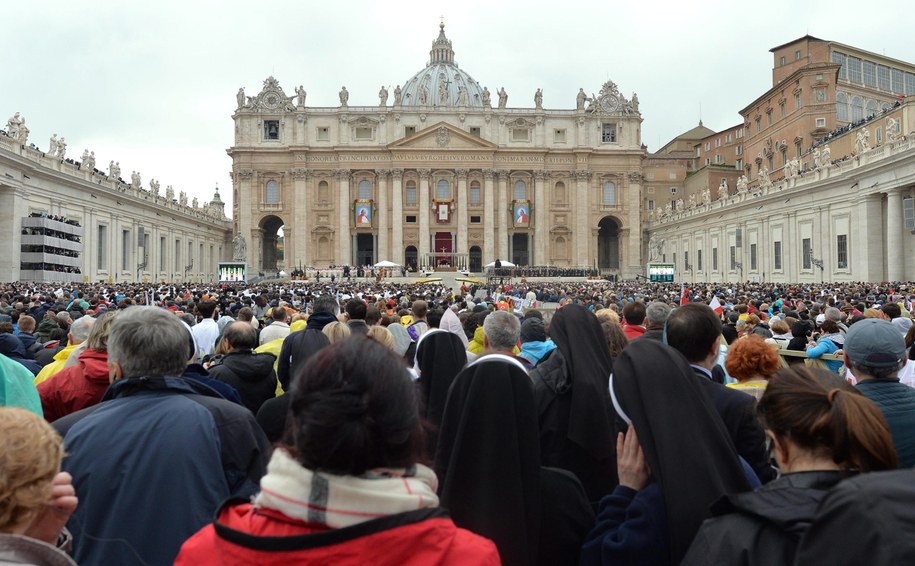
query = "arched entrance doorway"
xmin=356 ymin=234 xmax=374 ymax=267
xmin=469 ymin=246 xmax=482 ymax=272
xmin=404 ymin=246 xmax=418 ymax=272
xmin=597 ymin=217 xmax=620 ymax=271
xmin=260 ymin=215 xmax=284 ymax=273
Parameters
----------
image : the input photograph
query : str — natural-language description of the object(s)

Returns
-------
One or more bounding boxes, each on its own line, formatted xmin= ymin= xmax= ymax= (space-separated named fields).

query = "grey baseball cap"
xmin=845 ymin=319 xmax=906 ymax=368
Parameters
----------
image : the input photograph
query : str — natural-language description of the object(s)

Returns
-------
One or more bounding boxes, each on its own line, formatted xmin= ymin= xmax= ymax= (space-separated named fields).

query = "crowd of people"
xmin=2 ymin=277 xmax=915 ymax=564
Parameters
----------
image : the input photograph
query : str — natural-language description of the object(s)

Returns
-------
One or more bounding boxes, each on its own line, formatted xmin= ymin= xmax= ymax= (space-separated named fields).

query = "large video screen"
xmin=218 ymin=262 xmax=247 ymax=283
xmin=648 ymin=263 xmax=674 ymax=282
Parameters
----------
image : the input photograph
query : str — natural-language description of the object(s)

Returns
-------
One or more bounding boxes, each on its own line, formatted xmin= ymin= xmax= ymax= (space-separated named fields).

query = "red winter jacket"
xmin=175 ymin=501 xmax=501 ymax=566
xmin=37 ymin=348 xmax=110 ymax=422
xmin=622 ymin=323 xmax=646 ymax=341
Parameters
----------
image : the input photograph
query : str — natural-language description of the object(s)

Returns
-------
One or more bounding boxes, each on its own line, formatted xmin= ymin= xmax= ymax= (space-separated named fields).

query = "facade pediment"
xmin=388 ymin=122 xmax=498 ymax=151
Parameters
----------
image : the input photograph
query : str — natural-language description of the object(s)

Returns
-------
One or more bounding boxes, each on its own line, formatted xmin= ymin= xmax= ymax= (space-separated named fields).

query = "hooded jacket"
xmin=276 ymin=311 xmax=334 ymax=391
xmin=37 ymin=348 xmax=110 ymax=422
xmin=682 ymin=471 xmax=848 ymax=566
xmin=207 ymin=351 xmax=278 ymax=414
xmin=468 ymin=326 xmax=486 ymax=355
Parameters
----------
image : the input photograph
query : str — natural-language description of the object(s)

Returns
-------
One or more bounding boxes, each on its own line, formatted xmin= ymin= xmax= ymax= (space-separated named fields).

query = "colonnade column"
xmin=418 ymin=169 xmax=431 ymax=266
xmin=886 ymin=189 xmax=905 ymax=281
xmin=376 ymin=169 xmax=389 ymax=261
xmin=497 ymin=171 xmax=509 ymax=261
xmin=292 ymin=168 xmax=308 ymax=270
xmin=336 ymin=169 xmax=351 ymax=266
xmin=391 ymin=169 xmax=404 ymax=266
xmin=533 ymin=170 xmax=547 ymax=265
xmin=574 ymin=171 xmax=590 ymax=266
xmin=483 ymin=169 xmax=495 ymax=263
xmin=456 ymin=169 xmax=468 ymax=257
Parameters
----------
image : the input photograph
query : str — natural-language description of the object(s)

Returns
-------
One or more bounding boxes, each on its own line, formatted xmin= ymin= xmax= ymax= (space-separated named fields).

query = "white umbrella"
xmin=485 ymin=260 xmax=515 ymax=268
xmin=374 ymin=260 xmax=401 ymax=268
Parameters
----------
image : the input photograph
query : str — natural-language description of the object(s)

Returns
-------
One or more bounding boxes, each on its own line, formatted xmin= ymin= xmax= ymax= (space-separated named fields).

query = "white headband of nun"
xmin=608 ymin=372 xmax=632 ymax=426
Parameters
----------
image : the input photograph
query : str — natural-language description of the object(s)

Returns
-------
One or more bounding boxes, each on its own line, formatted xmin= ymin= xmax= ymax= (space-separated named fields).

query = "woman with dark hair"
xmin=530 ymin=304 xmax=618 ymax=505
xmin=682 ymin=367 xmax=897 ymax=565
xmin=581 ymin=339 xmax=754 ymax=565
xmin=436 ymin=356 xmax=593 ymax=566
xmin=176 ymin=337 xmax=498 ymax=565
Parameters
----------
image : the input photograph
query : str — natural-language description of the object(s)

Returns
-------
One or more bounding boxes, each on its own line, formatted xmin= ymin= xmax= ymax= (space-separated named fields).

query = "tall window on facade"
xmin=684 ymin=251 xmax=689 ymax=271
xmin=730 ymin=246 xmax=736 ymax=270
xmin=851 ymin=96 xmax=864 ymax=121
xmin=697 ymin=249 xmax=702 ymax=271
xmin=121 ymin=230 xmax=130 ymax=271
xmin=847 ymin=56 xmax=862 ymax=83
xmin=358 ymin=180 xmax=372 ymax=200
xmin=878 ymin=65 xmax=892 ymax=91
xmin=405 ymin=181 xmax=417 ymax=206
xmin=318 ymin=180 xmax=329 ymax=203
xmin=602 ymin=181 xmax=617 ymax=205
xmin=795 ymin=140 xmax=802 ymax=158
xmin=712 ymin=248 xmax=718 ymax=271
xmin=892 ymin=69 xmax=905 ymax=94
xmin=774 ymin=241 xmax=782 ymax=270
xmin=265 ymin=180 xmax=280 ymax=204
xmin=97 ymin=225 xmax=107 ymax=270
xmin=750 ymin=243 xmax=757 ymax=271
xmin=601 ymin=123 xmax=617 ymax=143
xmin=863 ymin=60 xmax=877 ymax=87
xmin=514 ymin=180 xmax=527 ymax=200
xmin=264 ymin=120 xmax=279 ymax=140
xmin=832 ymin=51 xmax=847 ymax=80
xmin=836 ymin=93 xmax=848 ymax=122
xmin=554 ymin=181 xmax=566 ymax=204
xmin=794 ymin=92 xmax=801 ymax=109
xmin=175 ymin=239 xmax=181 ymax=272
xmin=469 ymin=181 xmax=481 ymax=205
xmin=802 ymin=238 xmax=812 ymax=269
xmin=837 ymin=235 xmax=848 ymax=269
xmin=436 ymin=179 xmax=451 ymax=199
xmin=159 ymin=237 xmax=166 ymax=272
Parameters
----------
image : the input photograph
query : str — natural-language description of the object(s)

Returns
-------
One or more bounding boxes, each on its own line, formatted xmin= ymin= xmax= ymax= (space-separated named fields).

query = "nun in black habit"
xmin=435 ymin=355 xmax=594 ymax=566
xmin=415 ymin=329 xmax=467 ymax=455
xmin=580 ymin=339 xmax=755 ymax=566
xmin=529 ymin=304 xmax=618 ymax=504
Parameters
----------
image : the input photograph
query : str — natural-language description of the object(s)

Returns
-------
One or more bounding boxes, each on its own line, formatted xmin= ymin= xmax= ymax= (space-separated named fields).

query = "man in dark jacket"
xmin=845 ymin=318 xmax=915 ymax=467
xmin=344 ymin=297 xmax=369 ymax=335
xmin=207 ymin=321 xmax=277 ymax=414
xmin=665 ymin=302 xmax=775 ymax=483
xmin=276 ymin=295 xmax=335 ymax=390
xmin=56 ymin=306 xmax=269 ymax=566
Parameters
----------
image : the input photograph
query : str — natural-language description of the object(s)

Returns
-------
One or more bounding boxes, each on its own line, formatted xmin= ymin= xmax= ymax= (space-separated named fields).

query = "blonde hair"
xmin=85 ymin=310 xmax=119 ymax=351
xmin=367 ymin=325 xmax=395 ymax=350
xmin=0 ymin=408 xmax=64 ymax=532
xmin=594 ymin=308 xmax=620 ymax=325
xmin=322 ymin=321 xmax=351 ymax=344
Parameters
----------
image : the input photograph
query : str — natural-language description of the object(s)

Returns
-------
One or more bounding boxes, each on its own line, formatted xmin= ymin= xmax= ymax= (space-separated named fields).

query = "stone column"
xmin=483 ymin=169 xmax=495 ymax=263
xmin=336 ymin=169 xmax=351 ymax=265
xmin=533 ymin=170 xmax=547 ymax=265
xmin=236 ymin=169 xmax=254 ymax=267
xmin=418 ymin=169 xmax=431 ymax=267
xmin=887 ymin=189 xmax=906 ymax=281
xmin=854 ymin=193 xmax=884 ymax=280
xmin=456 ymin=168 xmax=469 ymax=256
xmin=497 ymin=171 xmax=509 ymax=260
xmin=574 ymin=171 xmax=590 ymax=266
xmin=627 ymin=172 xmax=642 ymax=278
xmin=292 ymin=168 xmax=308 ymax=270
xmin=391 ymin=169 xmax=403 ymax=265
xmin=376 ymin=169 xmax=389 ymax=261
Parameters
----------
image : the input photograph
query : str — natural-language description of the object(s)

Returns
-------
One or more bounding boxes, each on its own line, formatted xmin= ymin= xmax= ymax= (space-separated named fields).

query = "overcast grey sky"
xmin=5 ymin=0 xmax=912 ymax=217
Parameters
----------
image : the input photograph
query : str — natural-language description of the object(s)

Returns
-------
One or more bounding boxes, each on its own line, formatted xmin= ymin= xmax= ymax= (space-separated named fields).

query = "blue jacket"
xmin=806 ymin=336 xmax=843 ymax=373
xmin=59 ymin=375 xmax=269 ymax=566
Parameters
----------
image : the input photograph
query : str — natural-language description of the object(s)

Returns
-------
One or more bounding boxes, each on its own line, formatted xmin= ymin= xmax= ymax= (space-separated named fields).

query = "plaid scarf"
xmin=254 ymin=449 xmax=439 ymax=529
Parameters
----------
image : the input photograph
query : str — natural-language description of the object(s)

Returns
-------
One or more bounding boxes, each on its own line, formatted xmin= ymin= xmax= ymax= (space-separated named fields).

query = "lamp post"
xmin=184 ymin=260 xmax=194 ymax=282
xmin=734 ymin=261 xmax=744 ymax=282
xmin=685 ymin=262 xmax=693 ymax=284
xmin=810 ymin=256 xmax=824 ymax=282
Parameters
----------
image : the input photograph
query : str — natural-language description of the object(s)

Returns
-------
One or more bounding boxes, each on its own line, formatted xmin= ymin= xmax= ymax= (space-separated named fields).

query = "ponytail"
xmin=758 ymin=367 xmax=897 ymax=472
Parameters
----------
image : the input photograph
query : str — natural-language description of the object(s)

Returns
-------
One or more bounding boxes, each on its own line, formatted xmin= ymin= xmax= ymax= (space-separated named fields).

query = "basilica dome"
xmin=399 ymin=24 xmax=487 ymax=108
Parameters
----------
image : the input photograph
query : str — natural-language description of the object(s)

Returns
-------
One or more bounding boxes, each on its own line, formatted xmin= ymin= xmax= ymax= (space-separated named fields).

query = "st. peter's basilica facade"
xmin=229 ymin=23 xmax=645 ymax=277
